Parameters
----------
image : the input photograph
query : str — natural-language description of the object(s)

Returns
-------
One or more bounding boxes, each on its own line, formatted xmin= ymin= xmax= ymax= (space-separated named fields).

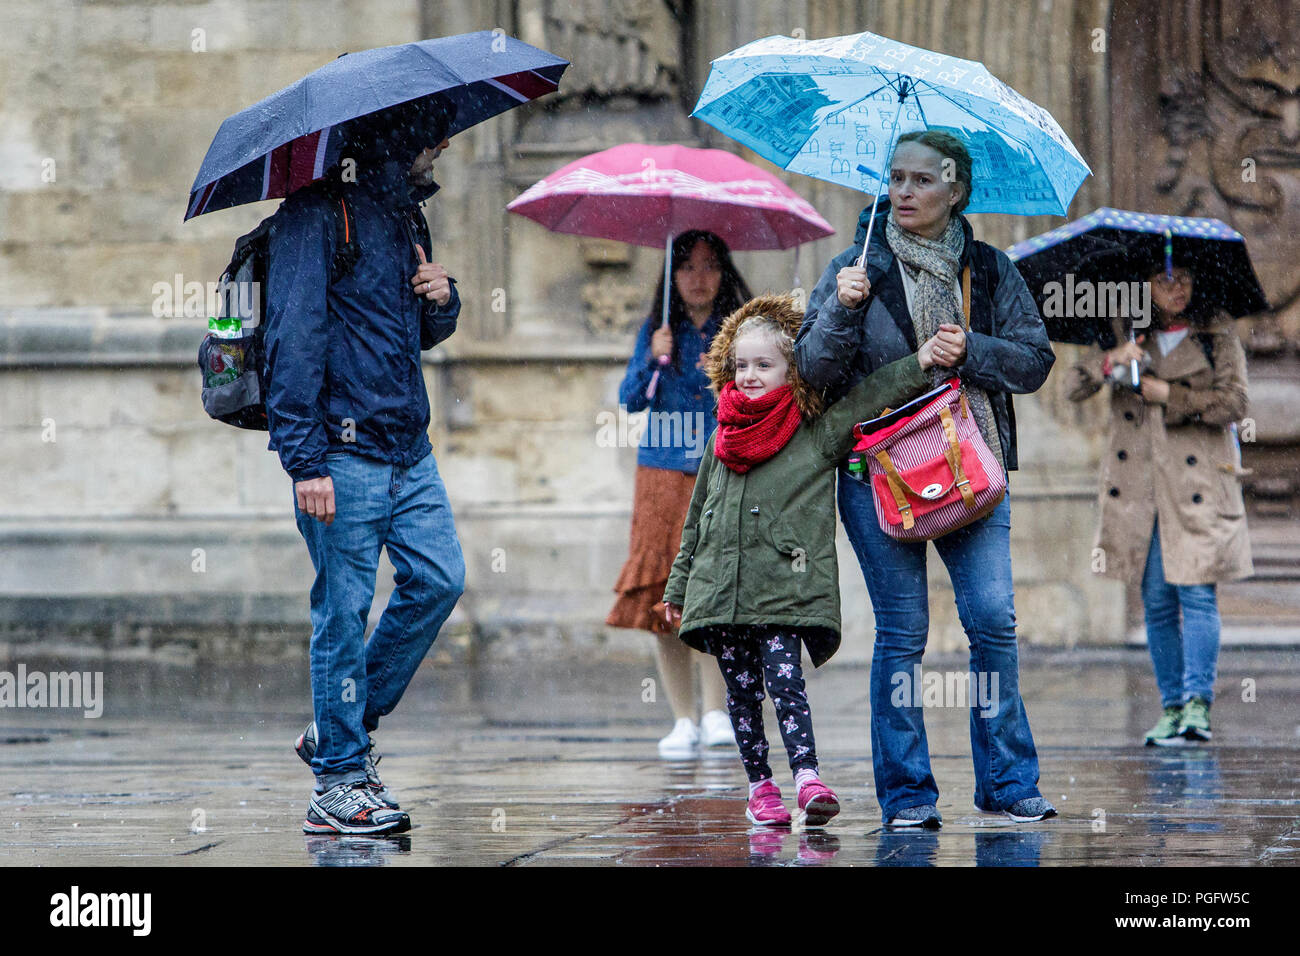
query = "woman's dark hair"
xmin=894 ymin=129 xmax=974 ymax=215
xmin=646 ymin=230 xmax=753 ymax=369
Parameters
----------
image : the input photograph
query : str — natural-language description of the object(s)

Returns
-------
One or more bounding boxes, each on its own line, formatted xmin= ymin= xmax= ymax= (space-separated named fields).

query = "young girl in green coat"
xmin=662 ymin=293 xmax=953 ymax=827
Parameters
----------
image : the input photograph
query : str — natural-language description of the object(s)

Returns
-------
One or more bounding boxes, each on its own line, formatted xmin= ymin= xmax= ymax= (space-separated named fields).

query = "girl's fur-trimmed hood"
xmin=704 ymin=294 xmax=825 ymax=419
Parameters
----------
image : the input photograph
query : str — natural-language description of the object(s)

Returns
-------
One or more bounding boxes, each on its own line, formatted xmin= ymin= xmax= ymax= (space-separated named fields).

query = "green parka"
xmin=663 ymin=294 xmax=928 ymax=666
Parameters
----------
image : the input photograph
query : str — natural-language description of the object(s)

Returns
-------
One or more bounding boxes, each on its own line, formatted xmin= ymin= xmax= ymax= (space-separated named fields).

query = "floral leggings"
xmin=712 ymin=625 xmax=818 ymax=784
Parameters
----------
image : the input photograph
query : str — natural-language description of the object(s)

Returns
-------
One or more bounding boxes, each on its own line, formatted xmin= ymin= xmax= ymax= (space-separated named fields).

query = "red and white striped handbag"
xmin=849 ymin=377 xmax=1005 ymax=540
xmin=848 ymin=265 xmax=1006 ymax=540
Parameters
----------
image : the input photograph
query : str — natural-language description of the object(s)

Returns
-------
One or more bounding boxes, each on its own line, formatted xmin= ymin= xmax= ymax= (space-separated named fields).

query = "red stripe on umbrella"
xmin=189 ymin=179 xmax=218 ymax=218
xmin=287 ymin=129 xmax=325 ymax=194
xmin=264 ymin=141 xmax=290 ymax=201
xmin=491 ymin=69 xmax=558 ymax=101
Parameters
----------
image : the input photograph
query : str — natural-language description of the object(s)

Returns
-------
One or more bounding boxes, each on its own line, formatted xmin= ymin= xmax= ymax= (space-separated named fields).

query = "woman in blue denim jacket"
xmin=607 ymin=230 xmax=752 ymax=757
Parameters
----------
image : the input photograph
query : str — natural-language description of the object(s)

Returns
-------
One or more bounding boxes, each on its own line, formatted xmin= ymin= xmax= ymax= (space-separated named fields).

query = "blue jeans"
xmin=294 ymin=450 xmax=465 ymax=790
xmin=838 ymin=473 xmax=1042 ymax=821
xmin=1141 ymin=520 xmax=1220 ymax=707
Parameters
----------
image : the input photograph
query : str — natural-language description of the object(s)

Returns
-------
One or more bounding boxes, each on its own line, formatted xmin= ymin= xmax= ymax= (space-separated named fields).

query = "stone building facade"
xmin=2 ymin=0 xmax=1295 ymax=665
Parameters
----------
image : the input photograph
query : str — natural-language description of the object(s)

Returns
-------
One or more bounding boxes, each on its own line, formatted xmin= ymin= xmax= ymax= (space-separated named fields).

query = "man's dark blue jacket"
xmin=262 ymin=163 xmax=460 ymax=482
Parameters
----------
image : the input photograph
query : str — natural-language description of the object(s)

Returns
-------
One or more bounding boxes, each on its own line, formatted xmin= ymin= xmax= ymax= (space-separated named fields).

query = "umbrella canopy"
xmin=1008 ymin=207 xmax=1270 ymax=344
xmin=186 ymin=31 xmax=567 ymax=220
xmin=508 ymin=142 xmax=834 ymax=399
xmin=691 ymin=31 xmax=1091 ymax=218
xmin=506 ymin=142 xmax=835 ymax=250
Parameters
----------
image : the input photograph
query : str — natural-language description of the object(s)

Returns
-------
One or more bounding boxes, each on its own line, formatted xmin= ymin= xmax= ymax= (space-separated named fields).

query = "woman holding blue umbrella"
xmin=795 ymin=130 xmax=1058 ymax=827
xmin=692 ymin=27 xmax=1091 ymax=828
xmin=1065 ymin=249 xmax=1254 ymax=746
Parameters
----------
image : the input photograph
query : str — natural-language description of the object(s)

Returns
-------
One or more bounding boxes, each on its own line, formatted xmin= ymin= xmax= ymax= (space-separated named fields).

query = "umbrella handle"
xmin=1128 ymin=329 xmax=1142 ymax=393
xmin=647 ymin=231 xmax=675 ymax=399
xmin=646 ymin=354 xmax=670 ymax=399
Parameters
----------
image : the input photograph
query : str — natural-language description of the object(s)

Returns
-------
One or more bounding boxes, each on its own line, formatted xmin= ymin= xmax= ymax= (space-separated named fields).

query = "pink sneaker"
xmin=746 ymin=780 xmax=792 ymax=827
xmin=797 ymin=780 xmax=840 ymax=828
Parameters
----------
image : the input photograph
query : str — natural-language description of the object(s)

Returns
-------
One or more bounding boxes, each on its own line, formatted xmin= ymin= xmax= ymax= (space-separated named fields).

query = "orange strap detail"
xmin=939 ymin=406 xmax=976 ymax=508
xmin=874 ymin=450 xmax=915 ymax=531
xmin=961 ymin=265 xmax=971 ymax=331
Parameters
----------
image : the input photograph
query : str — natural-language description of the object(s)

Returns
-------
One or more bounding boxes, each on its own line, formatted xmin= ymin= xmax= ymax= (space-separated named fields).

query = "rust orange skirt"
xmin=606 ymin=465 xmax=698 ymax=635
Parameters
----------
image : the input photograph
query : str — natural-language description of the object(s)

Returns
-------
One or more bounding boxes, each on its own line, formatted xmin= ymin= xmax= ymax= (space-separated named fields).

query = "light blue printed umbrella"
xmin=692 ymin=31 xmax=1091 ymax=257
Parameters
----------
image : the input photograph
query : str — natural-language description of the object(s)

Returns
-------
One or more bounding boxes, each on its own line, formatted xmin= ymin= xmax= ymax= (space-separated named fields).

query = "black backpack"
xmin=198 ymin=181 xmax=360 ymax=430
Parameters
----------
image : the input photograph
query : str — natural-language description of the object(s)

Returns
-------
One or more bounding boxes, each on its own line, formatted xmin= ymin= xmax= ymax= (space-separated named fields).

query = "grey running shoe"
xmin=295 ymin=722 xmax=400 ymax=809
xmin=362 ymin=738 xmax=400 ymax=810
xmin=294 ymin=721 xmax=317 ymax=764
xmin=1004 ymin=797 xmax=1057 ymax=823
xmin=303 ymin=781 xmax=410 ymax=835
xmin=886 ymin=804 xmax=942 ymax=829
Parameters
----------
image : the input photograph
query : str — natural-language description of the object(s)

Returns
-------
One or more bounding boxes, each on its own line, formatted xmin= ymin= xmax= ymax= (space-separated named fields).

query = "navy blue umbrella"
xmin=1008 ymin=207 xmax=1268 ymax=346
xmin=186 ymin=31 xmax=567 ymax=220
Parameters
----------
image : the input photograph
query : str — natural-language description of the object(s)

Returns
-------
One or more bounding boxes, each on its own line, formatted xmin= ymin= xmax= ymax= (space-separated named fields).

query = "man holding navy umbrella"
xmin=186 ymin=33 xmax=568 ymax=835
xmin=266 ymin=95 xmax=466 ymax=835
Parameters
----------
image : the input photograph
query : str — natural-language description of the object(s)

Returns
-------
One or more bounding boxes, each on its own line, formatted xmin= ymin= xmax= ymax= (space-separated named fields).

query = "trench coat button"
xmin=1117 ymin=450 xmax=1127 ymax=461
xmin=704 ymin=509 xmax=712 ymax=517
xmin=750 ymin=506 xmax=760 ymax=514
xmin=1192 ymin=493 xmax=1203 ymax=504
xmin=1124 ymin=411 xmax=1135 ymax=421
xmin=1108 ymin=487 xmax=1120 ymax=498
xmin=1186 ymin=455 xmax=1197 ymax=466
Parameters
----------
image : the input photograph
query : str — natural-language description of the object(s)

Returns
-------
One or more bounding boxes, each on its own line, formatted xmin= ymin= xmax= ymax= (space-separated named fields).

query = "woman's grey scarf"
xmin=885 ymin=213 xmax=1004 ymax=470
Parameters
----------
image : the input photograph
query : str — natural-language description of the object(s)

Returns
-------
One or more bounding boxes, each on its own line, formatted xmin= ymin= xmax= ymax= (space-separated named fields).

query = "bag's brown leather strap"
xmin=939 ymin=405 xmax=977 ymax=508
xmin=874 ymin=450 xmax=915 ymax=530
xmin=961 ymin=265 xmax=971 ymax=330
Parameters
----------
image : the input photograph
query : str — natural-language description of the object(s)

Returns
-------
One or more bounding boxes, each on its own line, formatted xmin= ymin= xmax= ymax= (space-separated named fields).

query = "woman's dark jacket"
xmin=794 ymin=199 xmax=1055 ymax=470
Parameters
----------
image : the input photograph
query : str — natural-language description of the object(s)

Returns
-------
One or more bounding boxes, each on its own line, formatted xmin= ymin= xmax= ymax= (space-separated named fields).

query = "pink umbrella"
xmin=507 ymin=143 xmax=834 ymax=396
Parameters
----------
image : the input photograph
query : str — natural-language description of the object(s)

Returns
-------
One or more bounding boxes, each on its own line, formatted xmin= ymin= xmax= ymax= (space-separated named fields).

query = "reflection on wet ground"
xmin=1 ymin=650 xmax=1297 ymax=866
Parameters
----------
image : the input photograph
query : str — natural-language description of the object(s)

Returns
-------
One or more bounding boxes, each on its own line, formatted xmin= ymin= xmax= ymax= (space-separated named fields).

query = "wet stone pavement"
xmin=1 ymin=649 xmax=1298 ymax=867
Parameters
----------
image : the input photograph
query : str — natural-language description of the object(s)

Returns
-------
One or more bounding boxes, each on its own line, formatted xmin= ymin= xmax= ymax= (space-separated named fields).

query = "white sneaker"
xmin=699 ymin=709 xmax=736 ymax=748
xmin=657 ymin=717 xmax=699 ymax=758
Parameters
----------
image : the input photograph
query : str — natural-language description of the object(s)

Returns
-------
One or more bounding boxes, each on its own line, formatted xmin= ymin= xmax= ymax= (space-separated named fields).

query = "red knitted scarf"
xmin=713 ymin=382 xmax=803 ymax=473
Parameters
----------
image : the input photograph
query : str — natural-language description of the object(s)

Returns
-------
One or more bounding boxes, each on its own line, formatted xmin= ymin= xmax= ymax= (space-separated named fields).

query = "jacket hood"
xmin=705 ymin=294 xmax=825 ymax=420
xmin=340 ymin=96 xmax=454 ymax=210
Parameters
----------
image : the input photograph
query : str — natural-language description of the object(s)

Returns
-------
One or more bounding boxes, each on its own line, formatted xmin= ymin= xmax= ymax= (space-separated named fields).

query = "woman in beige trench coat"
xmin=1067 ymin=263 xmax=1252 ymax=746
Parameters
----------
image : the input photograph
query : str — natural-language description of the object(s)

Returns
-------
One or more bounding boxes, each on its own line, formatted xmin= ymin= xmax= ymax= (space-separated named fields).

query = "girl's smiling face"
xmin=733 ymin=329 xmax=790 ymax=400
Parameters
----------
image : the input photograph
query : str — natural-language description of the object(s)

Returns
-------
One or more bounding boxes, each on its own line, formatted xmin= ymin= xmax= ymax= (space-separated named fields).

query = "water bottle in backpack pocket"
xmin=197 ymin=182 xmax=358 ymax=431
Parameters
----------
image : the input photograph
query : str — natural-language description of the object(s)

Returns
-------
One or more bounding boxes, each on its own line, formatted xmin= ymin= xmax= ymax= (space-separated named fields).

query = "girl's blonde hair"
xmin=733 ymin=315 xmax=795 ymax=365
xmin=704 ymin=293 xmax=824 ymax=419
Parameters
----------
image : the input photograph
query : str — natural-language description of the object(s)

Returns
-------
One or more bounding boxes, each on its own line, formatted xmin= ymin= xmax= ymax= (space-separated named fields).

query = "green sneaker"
xmin=1179 ymin=697 xmax=1212 ymax=741
xmin=1144 ymin=706 xmax=1185 ymax=746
